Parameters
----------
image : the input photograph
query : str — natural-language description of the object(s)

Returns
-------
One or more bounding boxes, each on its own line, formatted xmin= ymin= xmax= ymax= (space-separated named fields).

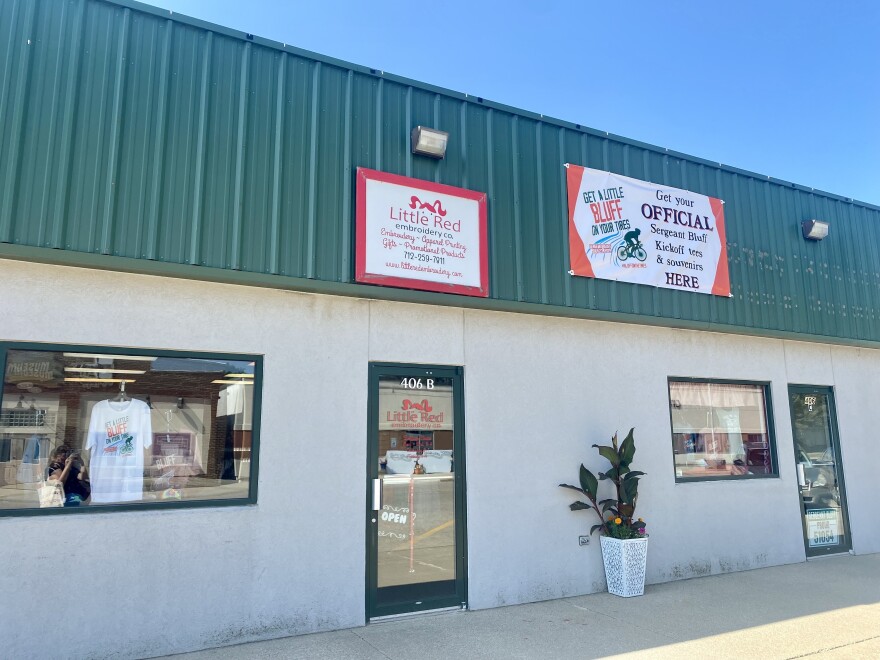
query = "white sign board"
xmin=806 ymin=508 xmax=840 ymax=547
xmin=356 ymin=168 xmax=488 ymax=297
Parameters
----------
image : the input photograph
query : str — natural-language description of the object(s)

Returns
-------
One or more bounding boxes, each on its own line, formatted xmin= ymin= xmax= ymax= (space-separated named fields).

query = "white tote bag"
xmin=38 ymin=478 xmax=65 ymax=508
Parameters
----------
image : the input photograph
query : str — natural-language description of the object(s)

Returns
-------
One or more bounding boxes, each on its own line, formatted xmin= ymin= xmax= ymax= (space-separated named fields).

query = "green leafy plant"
xmin=559 ymin=428 xmax=647 ymax=539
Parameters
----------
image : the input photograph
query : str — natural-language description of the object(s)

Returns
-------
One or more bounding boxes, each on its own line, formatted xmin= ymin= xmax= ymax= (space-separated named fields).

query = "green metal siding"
xmin=2 ymin=0 xmax=880 ymax=344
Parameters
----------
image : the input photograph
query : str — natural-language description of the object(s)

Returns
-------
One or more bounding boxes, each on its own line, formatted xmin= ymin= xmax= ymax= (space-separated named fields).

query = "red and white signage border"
xmin=355 ymin=167 xmax=489 ymax=297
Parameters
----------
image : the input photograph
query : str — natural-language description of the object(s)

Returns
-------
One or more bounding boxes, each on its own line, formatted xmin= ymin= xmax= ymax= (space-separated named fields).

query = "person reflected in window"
xmin=47 ymin=444 xmax=91 ymax=507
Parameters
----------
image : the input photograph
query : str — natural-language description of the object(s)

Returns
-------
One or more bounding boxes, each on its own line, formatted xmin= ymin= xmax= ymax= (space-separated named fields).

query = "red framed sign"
xmin=355 ymin=168 xmax=489 ymax=297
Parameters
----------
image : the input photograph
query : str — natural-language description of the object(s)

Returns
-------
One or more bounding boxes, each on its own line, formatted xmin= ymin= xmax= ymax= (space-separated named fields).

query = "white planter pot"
xmin=599 ymin=535 xmax=649 ymax=597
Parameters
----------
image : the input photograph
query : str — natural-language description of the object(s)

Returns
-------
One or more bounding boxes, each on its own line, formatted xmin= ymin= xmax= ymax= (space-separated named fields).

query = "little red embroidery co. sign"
xmin=356 ymin=168 xmax=488 ymax=297
xmin=378 ymin=391 xmax=453 ymax=430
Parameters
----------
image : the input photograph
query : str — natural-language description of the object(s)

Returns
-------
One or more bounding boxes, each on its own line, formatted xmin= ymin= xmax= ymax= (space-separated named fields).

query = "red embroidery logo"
xmin=409 ymin=196 xmax=447 ymax=217
xmin=402 ymin=399 xmax=433 ymax=412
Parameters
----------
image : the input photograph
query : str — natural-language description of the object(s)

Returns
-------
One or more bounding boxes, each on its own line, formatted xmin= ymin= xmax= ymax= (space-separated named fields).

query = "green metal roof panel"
xmin=2 ymin=0 xmax=880 ymax=344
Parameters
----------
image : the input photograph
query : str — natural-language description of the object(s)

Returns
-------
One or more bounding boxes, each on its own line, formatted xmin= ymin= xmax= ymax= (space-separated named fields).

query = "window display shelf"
xmin=0 ymin=426 xmax=55 ymax=435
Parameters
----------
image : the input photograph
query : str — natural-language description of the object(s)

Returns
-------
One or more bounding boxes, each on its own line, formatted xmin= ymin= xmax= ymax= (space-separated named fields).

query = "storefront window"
xmin=668 ymin=380 xmax=776 ymax=481
xmin=0 ymin=345 xmax=260 ymax=513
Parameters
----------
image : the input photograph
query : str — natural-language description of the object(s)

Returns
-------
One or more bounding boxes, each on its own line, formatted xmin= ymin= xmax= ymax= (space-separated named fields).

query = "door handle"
xmin=372 ymin=479 xmax=382 ymax=511
xmin=796 ymin=463 xmax=807 ymax=488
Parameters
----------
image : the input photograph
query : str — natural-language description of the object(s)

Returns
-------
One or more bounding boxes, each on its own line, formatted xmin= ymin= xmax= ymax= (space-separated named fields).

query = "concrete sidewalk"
xmin=169 ymin=554 xmax=880 ymax=659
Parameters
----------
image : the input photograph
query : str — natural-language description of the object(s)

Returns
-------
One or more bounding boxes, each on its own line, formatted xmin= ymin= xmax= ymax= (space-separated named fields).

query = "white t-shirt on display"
xmin=86 ymin=399 xmax=153 ymax=503
xmin=715 ymin=407 xmax=744 ymax=458
xmin=216 ymin=383 xmax=249 ymax=419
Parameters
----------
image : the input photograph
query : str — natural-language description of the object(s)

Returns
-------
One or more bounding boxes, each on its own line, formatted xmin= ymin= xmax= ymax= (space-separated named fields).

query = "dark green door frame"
xmin=365 ymin=362 xmax=468 ymax=619
xmin=787 ymin=385 xmax=852 ymax=558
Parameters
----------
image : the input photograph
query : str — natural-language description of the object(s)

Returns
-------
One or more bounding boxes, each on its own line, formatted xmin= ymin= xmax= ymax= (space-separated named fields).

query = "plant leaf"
xmin=619 ymin=428 xmax=636 ymax=465
xmin=590 ymin=523 xmax=605 ymax=536
xmin=619 ymin=503 xmax=635 ymax=518
xmin=569 ymin=501 xmax=592 ymax=511
xmin=623 ymin=471 xmax=645 ymax=481
xmin=579 ymin=465 xmax=599 ymax=502
xmin=611 ymin=432 xmax=618 ymax=451
xmin=593 ymin=443 xmax=620 ymax=467
xmin=621 ymin=477 xmax=639 ymax=504
xmin=600 ymin=501 xmax=619 ymax=514
xmin=604 ymin=466 xmax=620 ymax=482
xmin=559 ymin=483 xmax=586 ymax=496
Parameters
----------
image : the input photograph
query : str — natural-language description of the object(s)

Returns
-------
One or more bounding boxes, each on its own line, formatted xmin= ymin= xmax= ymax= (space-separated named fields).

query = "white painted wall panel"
xmin=367 ymin=300 xmax=465 ymax=365
xmin=1 ymin=258 xmax=877 ymax=658
xmin=829 ymin=346 xmax=880 ymax=555
xmin=0 ymin=260 xmax=370 ymax=658
xmin=461 ymin=313 xmax=807 ymax=609
xmin=783 ymin=341 xmax=835 ymax=386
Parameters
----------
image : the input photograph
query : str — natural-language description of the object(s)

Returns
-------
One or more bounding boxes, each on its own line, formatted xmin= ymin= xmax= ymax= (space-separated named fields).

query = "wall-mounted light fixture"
xmin=802 ymin=219 xmax=829 ymax=241
xmin=411 ymin=126 xmax=448 ymax=159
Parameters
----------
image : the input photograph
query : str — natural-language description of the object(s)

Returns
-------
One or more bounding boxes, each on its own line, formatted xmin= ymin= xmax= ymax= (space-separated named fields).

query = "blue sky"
xmin=147 ymin=0 xmax=880 ymax=205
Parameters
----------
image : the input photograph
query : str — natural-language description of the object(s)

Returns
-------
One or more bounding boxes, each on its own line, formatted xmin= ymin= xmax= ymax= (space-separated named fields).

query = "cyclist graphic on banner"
xmin=617 ymin=228 xmax=646 ymax=262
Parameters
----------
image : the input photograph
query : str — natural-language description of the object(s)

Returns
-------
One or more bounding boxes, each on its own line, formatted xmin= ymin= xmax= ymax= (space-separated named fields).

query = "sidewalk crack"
xmin=569 ymin=603 xmax=677 ymax=642
xmin=349 ymin=629 xmax=394 ymax=659
xmin=785 ymin=634 xmax=880 ymax=658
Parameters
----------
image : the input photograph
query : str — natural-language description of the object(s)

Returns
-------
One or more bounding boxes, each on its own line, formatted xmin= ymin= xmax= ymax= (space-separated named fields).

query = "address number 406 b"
xmin=401 ymin=377 xmax=434 ymax=390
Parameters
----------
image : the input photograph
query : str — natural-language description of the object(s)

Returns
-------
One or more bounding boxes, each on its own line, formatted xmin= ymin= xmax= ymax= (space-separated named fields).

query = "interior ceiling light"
xmin=63 ymin=353 xmax=157 ymax=361
xmin=64 ymin=367 xmax=146 ymax=375
xmin=212 ymin=379 xmax=254 ymax=385
xmin=411 ymin=126 xmax=448 ymax=158
xmin=224 ymin=374 xmax=254 ymax=378
xmin=64 ymin=378 xmax=137 ymax=383
xmin=802 ymin=219 xmax=829 ymax=241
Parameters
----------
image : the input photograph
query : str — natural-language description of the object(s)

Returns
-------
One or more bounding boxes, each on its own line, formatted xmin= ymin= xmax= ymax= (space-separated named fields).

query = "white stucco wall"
xmin=1 ymin=258 xmax=877 ymax=658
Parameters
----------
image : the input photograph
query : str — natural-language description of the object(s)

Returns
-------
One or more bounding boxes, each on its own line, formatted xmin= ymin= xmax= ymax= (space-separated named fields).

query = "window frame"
xmin=667 ymin=377 xmax=779 ymax=483
xmin=0 ymin=341 xmax=263 ymax=517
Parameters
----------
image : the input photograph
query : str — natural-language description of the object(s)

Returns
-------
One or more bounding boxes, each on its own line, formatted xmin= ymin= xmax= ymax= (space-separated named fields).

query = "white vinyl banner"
xmin=566 ymin=165 xmax=730 ymax=296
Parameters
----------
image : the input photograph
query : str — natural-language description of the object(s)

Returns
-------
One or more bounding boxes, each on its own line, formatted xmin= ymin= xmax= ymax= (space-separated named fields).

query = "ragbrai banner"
xmin=566 ymin=165 xmax=730 ymax=296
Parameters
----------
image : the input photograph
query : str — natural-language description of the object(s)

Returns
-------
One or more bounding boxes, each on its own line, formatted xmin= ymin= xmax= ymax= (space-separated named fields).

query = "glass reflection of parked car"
xmin=798 ymin=449 xmax=838 ymax=509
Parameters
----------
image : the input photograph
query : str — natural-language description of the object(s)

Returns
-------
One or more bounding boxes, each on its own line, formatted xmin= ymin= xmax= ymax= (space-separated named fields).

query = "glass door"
xmin=788 ymin=386 xmax=851 ymax=557
xmin=366 ymin=363 xmax=467 ymax=619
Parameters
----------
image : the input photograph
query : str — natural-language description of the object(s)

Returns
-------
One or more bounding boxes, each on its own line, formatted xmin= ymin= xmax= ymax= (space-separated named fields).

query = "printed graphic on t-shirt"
xmin=103 ymin=416 xmax=135 ymax=456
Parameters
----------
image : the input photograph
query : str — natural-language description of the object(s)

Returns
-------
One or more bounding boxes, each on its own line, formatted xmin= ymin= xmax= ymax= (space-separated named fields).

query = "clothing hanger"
xmin=113 ymin=380 xmax=130 ymax=403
